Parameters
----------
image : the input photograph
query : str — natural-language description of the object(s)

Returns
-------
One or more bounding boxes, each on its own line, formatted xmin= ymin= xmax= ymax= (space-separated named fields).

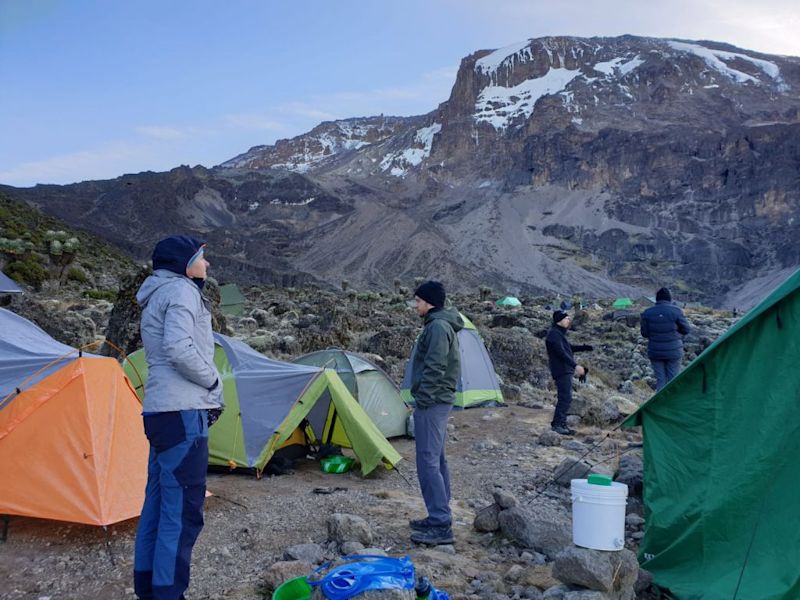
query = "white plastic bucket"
xmin=570 ymin=478 xmax=628 ymax=551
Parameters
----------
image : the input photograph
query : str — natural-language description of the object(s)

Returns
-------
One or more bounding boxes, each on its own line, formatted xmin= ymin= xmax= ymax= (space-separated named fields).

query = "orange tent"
xmin=0 ymin=309 xmax=148 ymax=526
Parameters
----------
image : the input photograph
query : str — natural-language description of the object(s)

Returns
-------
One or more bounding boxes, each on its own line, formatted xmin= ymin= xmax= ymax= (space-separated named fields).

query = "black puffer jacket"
xmin=545 ymin=325 xmax=592 ymax=378
xmin=640 ymin=301 xmax=691 ymax=360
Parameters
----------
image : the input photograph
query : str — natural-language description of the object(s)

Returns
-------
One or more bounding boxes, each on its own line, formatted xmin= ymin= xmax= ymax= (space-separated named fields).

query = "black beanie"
xmin=553 ymin=310 xmax=570 ymax=324
xmin=656 ymin=287 xmax=672 ymax=302
xmin=414 ymin=280 xmax=446 ymax=308
xmin=152 ymin=235 xmax=205 ymax=276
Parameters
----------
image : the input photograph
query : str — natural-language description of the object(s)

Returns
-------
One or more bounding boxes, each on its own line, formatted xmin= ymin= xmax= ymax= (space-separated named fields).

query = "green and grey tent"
xmin=123 ymin=333 xmax=401 ymax=477
xmin=496 ymin=296 xmax=522 ymax=307
xmin=293 ymin=349 xmax=410 ymax=438
xmin=623 ymin=268 xmax=800 ymax=599
xmin=219 ymin=283 xmax=246 ymax=316
xmin=401 ymin=313 xmax=504 ymax=409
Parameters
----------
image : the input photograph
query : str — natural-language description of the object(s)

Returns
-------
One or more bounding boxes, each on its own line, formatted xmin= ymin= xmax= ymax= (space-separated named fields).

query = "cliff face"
xmin=7 ymin=36 xmax=800 ymax=305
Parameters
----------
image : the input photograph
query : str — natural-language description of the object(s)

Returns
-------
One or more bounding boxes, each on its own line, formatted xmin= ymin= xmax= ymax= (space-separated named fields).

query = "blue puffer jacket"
xmin=640 ymin=301 xmax=691 ymax=360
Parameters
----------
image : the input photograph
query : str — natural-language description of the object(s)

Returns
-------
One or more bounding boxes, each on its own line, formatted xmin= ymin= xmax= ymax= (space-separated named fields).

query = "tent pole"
xmin=103 ymin=526 xmax=116 ymax=566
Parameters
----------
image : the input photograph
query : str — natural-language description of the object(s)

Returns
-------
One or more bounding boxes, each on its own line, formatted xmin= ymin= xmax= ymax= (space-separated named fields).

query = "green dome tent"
xmin=219 ymin=283 xmax=246 ymax=316
xmin=495 ymin=296 xmax=521 ymax=307
xmin=623 ymin=269 xmax=800 ymax=599
xmin=123 ymin=333 xmax=401 ymax=478
xmin=293 ymin=349 xmax=410 ymax=438
xmin=612 ymin=297 xmax=633 ymax=309
xmin=401 ymin=313 xmax=504 ymax=409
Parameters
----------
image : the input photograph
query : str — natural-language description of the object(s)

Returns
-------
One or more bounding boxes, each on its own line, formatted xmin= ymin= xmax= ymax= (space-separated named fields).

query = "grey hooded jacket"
xmin=136 ymin=270 xmax=223 ymax=412
xmin=410 ymin=307 xmax=464 ymax=409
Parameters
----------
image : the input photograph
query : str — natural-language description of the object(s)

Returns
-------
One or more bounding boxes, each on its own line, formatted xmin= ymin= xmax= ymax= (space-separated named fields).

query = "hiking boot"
xmin=410 ymin=525 xmax=454 ymax=545
xmin=409 ymin=517 xmax=434 ymax=531
xmin=551 ymin=425 xmax=576 ymax=436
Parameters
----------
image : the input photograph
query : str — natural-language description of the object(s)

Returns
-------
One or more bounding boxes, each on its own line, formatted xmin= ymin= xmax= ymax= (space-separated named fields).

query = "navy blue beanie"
xmin=152 ymin=235 xmax=205 ymax=276
xmin=656 ymin=287 xmax=672 ymax=302
xmin=414 ymin=280 xmax=446 ymax=308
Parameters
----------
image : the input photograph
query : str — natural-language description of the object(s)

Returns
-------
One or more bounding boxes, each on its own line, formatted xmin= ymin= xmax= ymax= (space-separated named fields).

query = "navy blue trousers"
xmin=414 ymin=403 xmax=452 ymax=527
xmin=552 ymin=374 xmax=573 ymax=428
xmin=651 ymin=358 xmax=682 ymax=391
xmin=134 ymin=410 xmax=208 ymax=600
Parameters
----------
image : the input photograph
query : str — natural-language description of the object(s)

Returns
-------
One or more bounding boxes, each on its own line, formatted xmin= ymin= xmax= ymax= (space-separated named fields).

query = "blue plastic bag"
xmin=309 ymin=555 xmax=415 ymax=600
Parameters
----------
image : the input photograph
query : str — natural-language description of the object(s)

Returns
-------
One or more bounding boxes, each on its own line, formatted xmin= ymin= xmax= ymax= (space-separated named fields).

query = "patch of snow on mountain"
xmin=475 ymin=68 xmax=582 ymax=129
xmin=594 ymin=56 xmax=644 ymax=77
xmin=380 ymin=123 xmax=442 ymax=177
xmin=475 ymin=40 xmax=533 ymax=75
xmin=668 ymin=41 xmax=784 ymax=87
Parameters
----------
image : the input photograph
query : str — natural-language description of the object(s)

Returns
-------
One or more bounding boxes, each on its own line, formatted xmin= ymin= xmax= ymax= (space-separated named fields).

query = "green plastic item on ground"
xmin=587 ymin=473 xmax=612 ymax=486
xmin=273 ymin=576 xmax=311 ymax=600
xmin=321 ymin=455 xmax=355 ymax=473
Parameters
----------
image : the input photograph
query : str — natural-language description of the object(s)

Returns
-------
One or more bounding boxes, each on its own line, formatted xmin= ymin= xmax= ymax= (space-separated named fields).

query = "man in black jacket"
xmin=408 ymin=280 xmax=463 ymax=545
xmin=640 ymin=287 xmax=691 ymax=391
xmin=545 ymin=310 xmax=592 ymax=435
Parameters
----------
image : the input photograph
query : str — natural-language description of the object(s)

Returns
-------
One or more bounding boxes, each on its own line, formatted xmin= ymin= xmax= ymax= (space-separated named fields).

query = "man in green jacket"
xmin=408 ymin=280 xmax=463 ymax=545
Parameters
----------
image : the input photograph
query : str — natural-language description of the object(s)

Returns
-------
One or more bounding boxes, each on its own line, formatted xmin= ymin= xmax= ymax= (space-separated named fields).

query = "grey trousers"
xmin=414 ymin=403 xmax=452 ymax=527
xmin=651 ymin=358 xmax=682 ymax=391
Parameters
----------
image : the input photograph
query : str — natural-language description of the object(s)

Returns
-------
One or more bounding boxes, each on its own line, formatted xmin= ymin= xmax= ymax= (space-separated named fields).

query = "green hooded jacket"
xmin=410 ymin=307 xmax=464 ymax=408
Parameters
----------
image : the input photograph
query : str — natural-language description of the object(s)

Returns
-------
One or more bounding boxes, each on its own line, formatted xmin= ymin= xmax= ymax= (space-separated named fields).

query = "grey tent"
xmin=294 ymin=349 xmax=410 ymax=438
xmin=401 ymin=312 xmax=504 ymax=409
xmin=0 ymin=272 xmax=23 ymax=294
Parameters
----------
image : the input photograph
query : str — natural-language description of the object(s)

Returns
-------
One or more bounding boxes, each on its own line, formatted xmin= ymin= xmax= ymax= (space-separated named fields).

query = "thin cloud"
xmin=135 ymin=126 xmax=190 ymax=140
xmin=223 ymin=113 xmax=284 ymax=130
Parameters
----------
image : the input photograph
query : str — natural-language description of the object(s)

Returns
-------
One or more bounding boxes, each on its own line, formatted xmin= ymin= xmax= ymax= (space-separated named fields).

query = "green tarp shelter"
xmin=401 ymin=313 xmax=504 ymax=409
xmin=496 ymin=296 xmax=522 ymax=307
xmin=219 ymin=283 xmax=246 ymax=316
xmin=124 ymin=333 xmax=401 ymax=477
xmin=623 ymin=268 xmax=800 ymax=599
xmin=293 ymin=349 xmax=410 ymax=438
xmin=612 ymin=297 xmax=633 ymax=309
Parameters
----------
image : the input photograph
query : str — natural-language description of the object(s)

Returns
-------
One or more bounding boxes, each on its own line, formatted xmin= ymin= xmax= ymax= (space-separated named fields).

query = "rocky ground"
xmin=0 ymin=283 xmax=738 ymax=600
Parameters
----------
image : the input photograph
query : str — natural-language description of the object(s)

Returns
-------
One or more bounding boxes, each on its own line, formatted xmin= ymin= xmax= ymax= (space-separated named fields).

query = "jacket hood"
xmin=425 ymin=307 xmax=464 ymax=332
xmin=136 ymin=270 xmax=192 ymax=308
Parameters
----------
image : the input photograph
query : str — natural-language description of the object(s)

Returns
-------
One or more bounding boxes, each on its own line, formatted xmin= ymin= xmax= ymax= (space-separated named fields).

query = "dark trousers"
xmin=414 ymin=403 xmax=452 ymax=527
xmin=651 ymin=358 xmax=682 ymax=391
xmin=134 ymin=410 xmax=208 ymax=600
xmin=552 ymin=374 xmax=573 ymax=428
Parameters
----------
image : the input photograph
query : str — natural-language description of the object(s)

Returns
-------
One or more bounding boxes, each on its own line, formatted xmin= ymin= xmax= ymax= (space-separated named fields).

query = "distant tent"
xmin=401 ymin=313 xmax=504 ymax=409
xmin=219 ymin=283 xmax=246 ymax=316
xmin=0 ymin=308 xmax=148 ymax=526
xmin=293 ymin=349 xmax=410 ymax=438
xmin=612 ymin=297 xmax=633 ymax=309
xmin=0 ymin=272 xmax=23 ymax=294
xmin=623 ymin=269 xmax=800 ymax=599
xmin=637 ymin=295 xmax=656 ymax=306
xmin=496 ymin=296 xmax=522 ymax=307
xmin=124 ymin=334 xmax=401 ymax=477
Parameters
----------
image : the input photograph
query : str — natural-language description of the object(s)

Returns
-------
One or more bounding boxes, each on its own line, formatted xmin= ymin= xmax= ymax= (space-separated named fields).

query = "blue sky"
xmin=2 ymin=0 xmax=798 ymax=186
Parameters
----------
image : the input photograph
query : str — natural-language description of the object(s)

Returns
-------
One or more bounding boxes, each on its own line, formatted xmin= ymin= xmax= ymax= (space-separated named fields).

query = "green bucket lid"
xmin=273 ymin=576 xmax=311 ymax=600
xmin=587 ymin=473 xmax=613 ymax=486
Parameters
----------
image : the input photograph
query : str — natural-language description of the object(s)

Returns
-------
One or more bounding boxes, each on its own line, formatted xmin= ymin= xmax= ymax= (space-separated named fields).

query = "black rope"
xmin=776 ymin=306 xmax=783 ymax=330
xmin=732 ymin=481 xmax=772 ymax=599
xmin=1 ymin=515 xmax=9 ymax=543
xmin=103 ymin=526 xmax=116 ymax=566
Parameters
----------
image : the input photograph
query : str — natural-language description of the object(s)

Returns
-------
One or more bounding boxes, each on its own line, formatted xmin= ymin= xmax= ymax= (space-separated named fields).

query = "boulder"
xmin=327 ymin=513 xmax=373 ymax=547
xmin=552 ymin=547 xmax=638 ymax=599
xmin=498 ymin=505 xmax=571 ymax=558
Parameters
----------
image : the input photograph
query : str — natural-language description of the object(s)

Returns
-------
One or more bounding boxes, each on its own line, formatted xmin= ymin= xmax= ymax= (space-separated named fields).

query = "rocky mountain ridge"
xmin=4 ymin=35 xmax=800 ymax=307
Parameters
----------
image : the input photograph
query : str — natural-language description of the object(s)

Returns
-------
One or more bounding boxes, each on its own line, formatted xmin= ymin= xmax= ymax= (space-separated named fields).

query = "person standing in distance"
xmin=133 ymin=235 xmax=224 ymax=600
xmin=545 ymin=310 xmax=592 ymax=435
xmin=408 ymin=280 xmax=463 ymax=546
xmin=640 ymin=287 xmax=690 ymax=391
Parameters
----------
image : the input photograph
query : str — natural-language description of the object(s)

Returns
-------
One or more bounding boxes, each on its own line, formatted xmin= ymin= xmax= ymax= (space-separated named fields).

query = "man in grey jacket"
xmin=408 ymin=280 xmax=463 ymax=546
xmin=133 ymin=235 xmax=223 ymax=600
